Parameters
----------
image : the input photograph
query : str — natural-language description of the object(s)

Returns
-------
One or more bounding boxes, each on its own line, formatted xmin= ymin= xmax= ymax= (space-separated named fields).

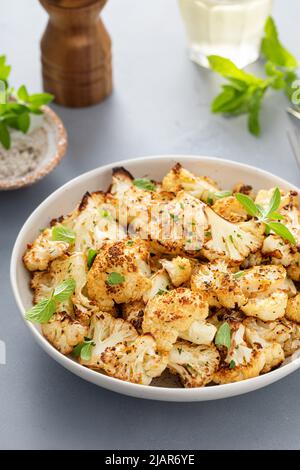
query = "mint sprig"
xmin=72 ymin=337 xmax=95 ymax=361
xmin=208 ymin=17 xmax=299 ymax=136
xmin=0 ymin=55 xmax=54 ymax=149
xmin=235 ymin=188 xmax=296 ymax=245
xmin=215 ymin=322 xmax=231 ymax=349
xmin=25 ymin=278 xmax=76 ymax=324
xmin=133 ymin=178 xmax=156 ymax=192
xmin=52 ymin=225 xmax=76 ymax=244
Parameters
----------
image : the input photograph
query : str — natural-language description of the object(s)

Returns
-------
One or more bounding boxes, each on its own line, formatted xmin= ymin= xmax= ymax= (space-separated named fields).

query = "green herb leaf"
xmin=17 ymin=85 xmax=29 ymax=101
xmin=234 ymin=271 xmax=244 ymax=279
xmin=248 ymin=88 xmax=265 ymax=136
xmin=107 ymin=272 xmax=125 ymax=285
xmin=28 ymin=92 xmax=54 ymax=107
xmin=133 ymin=178 xmax=156 ymax=191
xmin=0 ymin=121 xmax=10 ymax=149
xmin=261 ymin=17 xmax=298 ymax=69
xmin=53 ymin=279 xmax=76 ymax=302
xmin=25 ymin=297 xmax=56 ymax=324
xmin=268 ymin=211 xmax=284 ymax=221
xmin=229 ymin=360 xmax=236 ymax=369
xmin=235 ymin=193 xmax=262 ymax=217
xmin=126 ymin=240 xmax=134 ymax=246
xmin=266 ymin=221 xmax=296 ymax=245
xmin=207 ymin=55 xmax=263 ymax=86
xmin=266 ymin=187 xmax=281 ymax=215
xmin=52 ymin=225 xmax=76 ymax=244
xmin=73 ymin=338 xmax=95 ymax=361
xmin=0 ymin=55 xmax=11 ymax=81
xmin=87 ymin=249 xmax=97 ymax=269
xmin=215 ymin=322 xmax=231 ymax=349
xmin=17 ymin=112 xmax=30 ymax=133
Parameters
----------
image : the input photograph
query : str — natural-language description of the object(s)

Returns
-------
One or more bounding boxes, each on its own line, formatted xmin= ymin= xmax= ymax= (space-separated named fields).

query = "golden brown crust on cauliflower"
xmin=100 ymin=334 xmax=168 ymax=385
xmin=212 ymin=196 xmax=248 ymax=223
xmin=143 ymin=288 xmax=209 ymax=352
xmin=87 ymin=240 xmax=152 ymax=307
xmin=168 ymin=341 xmax=220 ymax=387
xmin=23 ymin=228 xmax=69 ymax=272
xmin=42 ymin=313 xmax=88 ymax=355
xmin=241 ymin=290 xmax=288 ymax=321
xmin=213 ymin=348 xmax=265 ymax=384
xmin=121 ymin=300 xmax=145 ymax=334
xmin=286 ymin=294 xmax=300 ymax=323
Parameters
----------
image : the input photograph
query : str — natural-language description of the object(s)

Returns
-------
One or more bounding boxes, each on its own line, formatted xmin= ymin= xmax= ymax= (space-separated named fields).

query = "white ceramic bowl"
xmin=10 ymin=155 xmax=300 ymax=401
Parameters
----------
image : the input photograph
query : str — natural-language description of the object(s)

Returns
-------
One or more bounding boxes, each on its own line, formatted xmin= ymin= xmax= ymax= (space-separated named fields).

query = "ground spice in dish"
xmin=0 ymin=127 xmax=48 ymax=181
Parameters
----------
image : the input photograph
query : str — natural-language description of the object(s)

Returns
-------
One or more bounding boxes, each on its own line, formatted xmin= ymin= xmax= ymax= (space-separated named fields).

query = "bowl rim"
xmin=0 ymin=105 xmax=68 ymax=190
xmin=10 ymin=154 xmax=300 ymax=401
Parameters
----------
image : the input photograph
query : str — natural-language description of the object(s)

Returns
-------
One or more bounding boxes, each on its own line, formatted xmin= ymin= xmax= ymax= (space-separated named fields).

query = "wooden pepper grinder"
xmin=39 ymin=0 xmax=112 ymax=107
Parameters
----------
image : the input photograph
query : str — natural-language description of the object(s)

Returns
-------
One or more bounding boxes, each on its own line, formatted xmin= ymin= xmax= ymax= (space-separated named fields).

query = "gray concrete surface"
xmin=0 ymin=0 xmax=300 ymax=450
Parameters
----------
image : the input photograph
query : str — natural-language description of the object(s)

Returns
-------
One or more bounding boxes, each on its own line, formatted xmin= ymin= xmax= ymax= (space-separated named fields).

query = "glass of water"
xmin=178 ymin=0 xmax=273 ymax=68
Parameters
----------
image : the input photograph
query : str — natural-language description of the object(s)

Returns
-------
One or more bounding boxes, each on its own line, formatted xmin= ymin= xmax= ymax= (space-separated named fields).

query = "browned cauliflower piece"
xmin=142 ymin=288 xmax=209 ymax=352
xmin=42 ymin=312 xmax=88 ymax=355
xmin=232 ymin=183 xmax=254 ymax=198
xmin=161 ymin=163 xmax=220 ymax=203
xmin=121 ymin=300 xmax=145 ymax=334
xmin=80 ymin=312 xmax=138 ymax=369
xmin=191 ymin=260 xmax=246 ymax=309
xmin=238 ymin=264 xmax=287 ymax=295
xmin=147 ymin=191 xmax=208 ymax=257
xmin=23 ymin=228 xmax=69 ymax=271
xmin=244 ymin=317 xmax=292 ymax=347
xmin=87 ymin=239 xmax=152 ymax=309
xmin=261 ymin=343 xmax=285 ymax=373
xmin=160 ymin=257 xmax=192 ymax=287
xmin=213 ymin=349 xmax=265 ymax=384
xmin=100 ymin=334 xmax=168 ymax=385
xmin=241 ymin=290 xmax=288 ymax=321
xmin=286 ymin=293 xmax=300 ymax=323
xmin=201 ymin=208 xmax=264 ymax=265
xmin=212 ymin=196 xmax=248 ymax=223
xmin=282 ymin=320 xmax=300 ymax=357
xmin=168 ymin=341 xmax=220 ymax=387
xmin=255 ymin=188 xmax=298 ymax=212
xmin=143 ymin=269 xmax=172 ymax=302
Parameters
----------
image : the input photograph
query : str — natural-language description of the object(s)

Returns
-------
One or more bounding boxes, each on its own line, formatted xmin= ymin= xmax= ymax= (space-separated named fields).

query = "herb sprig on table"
xmin=208 ymin=17 xmax=299 ymax=136
xmin=0 ymin=55 xmax=54 ymax=149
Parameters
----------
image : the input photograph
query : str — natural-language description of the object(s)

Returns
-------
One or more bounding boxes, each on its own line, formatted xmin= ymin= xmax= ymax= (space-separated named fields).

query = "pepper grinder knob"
xmin=39 ymin=0 xmax=112 ymax=107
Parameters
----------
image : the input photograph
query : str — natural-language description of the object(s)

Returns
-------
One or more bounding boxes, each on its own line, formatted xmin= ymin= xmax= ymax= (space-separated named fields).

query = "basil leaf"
xmin=52 ymin=225 xmax=76 ymax=244
xmin=87 ymin=249 xmax=97 ymax=269
xmin=107 ymin=272 xmax=125 ymax=285
xmin=80 ymin=342 xmax=94 ymax=361
xmin=266 ymin=221 xmax=296 ymax=245
xmin=17 ymin=85 xmax=29 ymax=101
xmin=215 ymin=322 xmax=231 ymax=349
xmin=25 ymin=298 xmax=56 ymax=324
xmin=53 ymin=279 xmax=76 ymax=302
xmin=207 ymin=55 xmax=263 ymax=86
xmin=235 ymin=193 xmax=261 ymax=217
xmin=17 ymin=112 xmax=30 ymax=133
xmin=266 ymin=187 xmax=281 ymax=215
xmin=133 ymin=178 xmax=156 ymax=191
xmin=268 ymin=211 xmax=284 ymax=221
xmin=261 ymin=17 xmax=298 ymax=69
xmin=0 ymin=121 xmax=10 ymax=149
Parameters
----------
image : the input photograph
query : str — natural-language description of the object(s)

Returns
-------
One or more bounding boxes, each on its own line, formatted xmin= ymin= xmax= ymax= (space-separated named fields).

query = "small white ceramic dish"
xmin=0 ymin=106 xmax=67 ymax=190
xmin=10 ymin=155 xmax=300 ymax=401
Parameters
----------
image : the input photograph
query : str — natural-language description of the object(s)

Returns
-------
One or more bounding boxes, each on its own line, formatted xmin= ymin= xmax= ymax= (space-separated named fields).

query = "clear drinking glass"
xmin=178 ymin=0 xmax=273 ymax=68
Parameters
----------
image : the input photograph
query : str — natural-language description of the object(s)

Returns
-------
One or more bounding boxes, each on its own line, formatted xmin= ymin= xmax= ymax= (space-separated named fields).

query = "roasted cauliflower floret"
xmin=255 ymin=188 xmax=298 ymax=212
xmin=168 ymin=341 xmax=220 ymax=387
xmin=42 ymin=313 xmax=88 ymax=355
xmin=31 ymin=252 xmax=99 ymax=319
xmin=161 ymin=163 xmax=220 ymax=203
xmin=202 ymin=207 xmax=264 ymax=265
xmin=262 ymin=235 xmax=294 ymax=267
xmin=213 ymin=348 xmax=265 ymax=384
xmin=212 ymin=196 xmax=248 ymax=223
xmin=147 ymin=191 xmax=208 ymax=257
xmin=121 ymin=300 xmax=145 ymax=334
xmin=23 ymin=228 xmax=69 ymax=271
xmin=282 ymin=320 xmax=300 ymax=357
xmin=143 ymin=269 xmax=172 ymax=302
xmin=238 ymin=265 xmax=287 ymax=295
xmin=80 ymin=312 xmax=138 ymax=369
xmin=143 ymin=288 xmax=209 ymax=352
xmin=191 ymin=260 xmax=246 ymax=309
xmin=285 ymin=294 xmax=300 ymax=323
xmin=244 ymin=317 xmax=292 ymax=347
xmin=87 ymin=240 xmax=152 ymax=308
xmin=241 ymin=290 xmax=288 ymax=321
xmin=261 ymin=343 xmax=285 ymax=373
xmin=224 ymin=324 xmax=253 ymax=367
xmin=160 ymin=257 xmax=192 ymax=287
xmin=100 ymin=334 xmax=168 ymax=385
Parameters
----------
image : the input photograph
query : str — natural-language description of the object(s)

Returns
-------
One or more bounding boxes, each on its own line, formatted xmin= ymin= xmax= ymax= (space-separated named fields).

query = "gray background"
xmin=0 ymin=0 xmax=300 ymax=450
